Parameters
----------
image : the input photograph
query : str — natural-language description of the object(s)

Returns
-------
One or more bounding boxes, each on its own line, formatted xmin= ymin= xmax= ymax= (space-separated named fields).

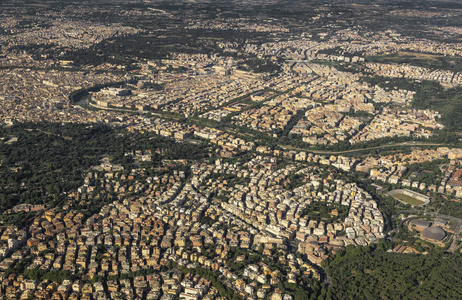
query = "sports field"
xmin=391 ymin=192 xmax=426 ymax=206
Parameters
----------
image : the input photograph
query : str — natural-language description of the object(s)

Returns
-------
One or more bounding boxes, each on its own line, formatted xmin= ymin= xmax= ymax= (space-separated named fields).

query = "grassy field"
xmin=392 ymin=193 xmax=425 ymax=206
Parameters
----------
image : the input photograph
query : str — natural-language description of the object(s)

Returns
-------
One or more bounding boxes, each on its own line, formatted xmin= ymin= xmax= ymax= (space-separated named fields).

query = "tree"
xmin=295 ymin=288 xmax=310 ymax=300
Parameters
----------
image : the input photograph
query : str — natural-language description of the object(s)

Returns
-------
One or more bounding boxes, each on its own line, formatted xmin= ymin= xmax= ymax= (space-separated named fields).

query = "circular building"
xmin=422 ymin=226 xmax=446 ymax=241
xmin=409 ymin=219 xmax=431 ymax=231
